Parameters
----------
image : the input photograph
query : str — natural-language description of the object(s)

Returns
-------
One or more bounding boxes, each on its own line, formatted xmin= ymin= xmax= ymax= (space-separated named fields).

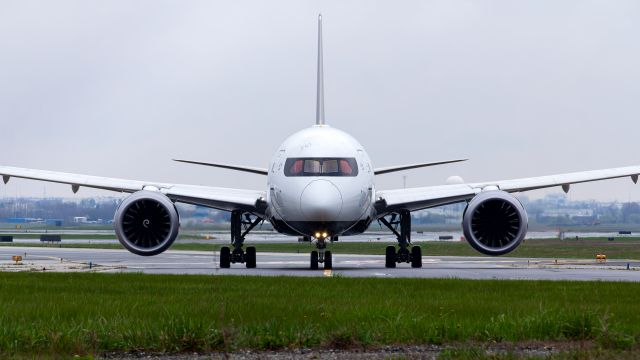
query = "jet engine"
xmin=114 ymin=190 xmax=180 ymax=256
xmin=462 ymin=190 xmax=528 ymax=256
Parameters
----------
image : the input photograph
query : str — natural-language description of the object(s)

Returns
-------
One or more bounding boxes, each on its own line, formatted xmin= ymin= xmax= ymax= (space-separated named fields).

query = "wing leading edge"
xmin=376 ymin=165 xmax=640 ymax=215
xmin=374 ymin=159 xmax=467 ymax=175
xmin=172 ymin=159 xmax=269 ymax=175
xmin=0 ymin=166 xmax=266 ymax=215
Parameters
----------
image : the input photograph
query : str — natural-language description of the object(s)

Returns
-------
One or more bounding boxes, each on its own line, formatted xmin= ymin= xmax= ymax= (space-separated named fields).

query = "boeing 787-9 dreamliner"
xmin=2 ymin=16 xmax=639 ymax=270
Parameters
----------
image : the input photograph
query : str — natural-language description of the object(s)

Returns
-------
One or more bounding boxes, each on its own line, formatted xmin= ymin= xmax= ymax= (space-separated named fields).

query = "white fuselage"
xmin=266 ymin=125 xmax=376 ymax=238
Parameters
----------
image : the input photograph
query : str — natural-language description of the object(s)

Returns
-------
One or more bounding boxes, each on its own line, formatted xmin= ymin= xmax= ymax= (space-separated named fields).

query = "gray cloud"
xmin=1 ymin=0 xmax=639 ymax=201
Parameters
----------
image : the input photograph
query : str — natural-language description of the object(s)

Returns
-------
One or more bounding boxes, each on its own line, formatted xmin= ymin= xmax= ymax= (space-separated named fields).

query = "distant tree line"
xmin=0 ymin=198 xmax=120 ymax=223
xmin=2 ymin=196 xmax=640 ymax=227
xmin=0 ymin=197 xmax=225 ymax=225
xmin=410 ymin=198 xmax=640 ymax=226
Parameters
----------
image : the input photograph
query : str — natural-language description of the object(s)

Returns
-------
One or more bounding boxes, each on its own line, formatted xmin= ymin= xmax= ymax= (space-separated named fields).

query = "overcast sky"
xmin=1 ymin=1 xmax=639 ymax=201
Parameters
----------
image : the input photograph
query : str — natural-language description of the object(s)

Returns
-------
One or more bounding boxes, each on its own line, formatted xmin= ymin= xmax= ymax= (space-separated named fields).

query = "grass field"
xmin=3 ymin=237 xmax=640 ymax=260
xmin=0 ymin=273 xmax=639 ymax=358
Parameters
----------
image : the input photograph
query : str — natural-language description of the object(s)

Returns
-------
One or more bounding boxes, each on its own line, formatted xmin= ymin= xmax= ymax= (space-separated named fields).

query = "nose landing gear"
xmin=379 ymin=210 xmax=422 ymax=268
xmin=310 ymin=237 xmax=333 ymax=270
xmin=220 ymin=211 xmax=261 ymax=269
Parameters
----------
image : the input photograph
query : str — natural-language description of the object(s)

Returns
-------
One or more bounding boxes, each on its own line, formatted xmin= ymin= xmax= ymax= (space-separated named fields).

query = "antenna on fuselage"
xmin=316 ymin=14 xmax=325 ymax=125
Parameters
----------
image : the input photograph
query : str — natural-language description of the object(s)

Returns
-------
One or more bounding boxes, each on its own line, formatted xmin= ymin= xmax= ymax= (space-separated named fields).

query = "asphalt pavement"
xmin=1 ymin=246 xmax=640 ymax=281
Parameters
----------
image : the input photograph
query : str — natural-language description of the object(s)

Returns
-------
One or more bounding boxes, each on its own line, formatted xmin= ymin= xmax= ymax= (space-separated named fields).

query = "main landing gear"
xmin=220 ymin=211 xmax=261 ymax=269
xmin=379 ymin=210 xmax=422 ymax=268
xmin=309 ymin=236 xmax=333 ymax=270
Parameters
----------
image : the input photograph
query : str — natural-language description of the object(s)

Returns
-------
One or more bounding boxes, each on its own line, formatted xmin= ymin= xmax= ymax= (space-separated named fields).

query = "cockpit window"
xmin=304 ymin=159 xmax=321 ymax=174
xmin=285 ymin=158 xmax=359 ymax=177
xmin=339 ymin=159 xmax=353 ymax=174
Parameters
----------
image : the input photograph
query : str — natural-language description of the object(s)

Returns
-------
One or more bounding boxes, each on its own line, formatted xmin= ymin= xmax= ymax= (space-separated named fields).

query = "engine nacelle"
xmin=114 ymin=191 xmax=180 ymax=256
xmin=462 ymin=190 xmax=528 ymax=256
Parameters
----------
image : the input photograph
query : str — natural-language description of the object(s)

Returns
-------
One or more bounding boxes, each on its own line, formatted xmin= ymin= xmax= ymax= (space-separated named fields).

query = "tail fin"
xmin=316 ymin=14 xmax=325 ymax=125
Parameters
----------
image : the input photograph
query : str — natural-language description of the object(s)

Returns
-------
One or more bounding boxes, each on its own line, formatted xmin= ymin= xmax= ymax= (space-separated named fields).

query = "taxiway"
xmin=1 ymin=246 xmax=640 ymax=281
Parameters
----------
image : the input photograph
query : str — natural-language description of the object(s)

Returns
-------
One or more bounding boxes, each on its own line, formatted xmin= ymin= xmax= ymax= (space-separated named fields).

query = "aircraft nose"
xmin=300 ymin=180 xmax=343 ymax=221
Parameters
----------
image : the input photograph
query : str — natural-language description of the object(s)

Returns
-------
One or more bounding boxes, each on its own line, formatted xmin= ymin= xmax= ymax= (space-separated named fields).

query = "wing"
xmin=373 ymin=159 xmax=467 ymax=175
xmin=0 ymin=166 xmax=266 ymax=215
xmin=376 ymin=165 xmax=640 ymax=214
xmin=173 ymin=159 xmax=269 ymax=175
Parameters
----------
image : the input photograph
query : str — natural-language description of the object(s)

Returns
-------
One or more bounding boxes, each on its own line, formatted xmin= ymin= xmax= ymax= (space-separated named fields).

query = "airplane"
xmin=1 ymin=15 xmax=639 ymax=270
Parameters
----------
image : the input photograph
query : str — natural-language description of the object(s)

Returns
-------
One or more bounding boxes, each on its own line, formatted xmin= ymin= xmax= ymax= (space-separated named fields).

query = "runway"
xmin=2 ymin=246 xmax=640 ymax=281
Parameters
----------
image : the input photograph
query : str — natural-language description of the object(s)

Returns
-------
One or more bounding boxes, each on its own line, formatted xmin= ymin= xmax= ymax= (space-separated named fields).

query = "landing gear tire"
xmin=246 ymin=246 xmax=256 ymax=268
xmin=385 ymin=245 xmax=396 ymax=268
xmin=220 ymin=246 xmax=231 ymax=268
xmin=411 ymin=246 xmax=422 ymax=268
xmin=310 ymin=251 xmax=319 ymax=270
xmin=324 ymin=251 xmax=333 ymax=270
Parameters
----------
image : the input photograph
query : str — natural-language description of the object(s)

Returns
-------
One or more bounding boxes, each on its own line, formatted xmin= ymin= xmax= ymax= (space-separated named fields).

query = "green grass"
xmin=3 ymin=237 xmax=640 ymax=260
xmin=0 ymin=273 xmax=639 ymax=357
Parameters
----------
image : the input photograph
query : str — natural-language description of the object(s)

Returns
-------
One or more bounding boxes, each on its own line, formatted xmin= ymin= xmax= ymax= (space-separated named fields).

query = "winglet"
xmin=316 ymin=14 xmax=325 ymax=125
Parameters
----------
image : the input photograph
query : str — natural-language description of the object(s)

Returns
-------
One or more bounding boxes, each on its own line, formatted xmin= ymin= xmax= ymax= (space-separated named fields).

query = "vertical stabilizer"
xmin=316 ymin=14 xmax=325 ymax=125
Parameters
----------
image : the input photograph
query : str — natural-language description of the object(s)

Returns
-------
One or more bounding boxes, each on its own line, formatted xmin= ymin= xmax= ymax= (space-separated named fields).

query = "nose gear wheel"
xmin=309 ymin=237 xmax=333 ymax=270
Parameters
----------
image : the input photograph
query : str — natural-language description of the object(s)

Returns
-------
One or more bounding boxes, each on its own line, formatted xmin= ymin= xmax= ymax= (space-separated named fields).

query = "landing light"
xmin=322 ymin=232 xmax=328 ymax=238
xmin=315 ymin=232 xmax=321 ymax=238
